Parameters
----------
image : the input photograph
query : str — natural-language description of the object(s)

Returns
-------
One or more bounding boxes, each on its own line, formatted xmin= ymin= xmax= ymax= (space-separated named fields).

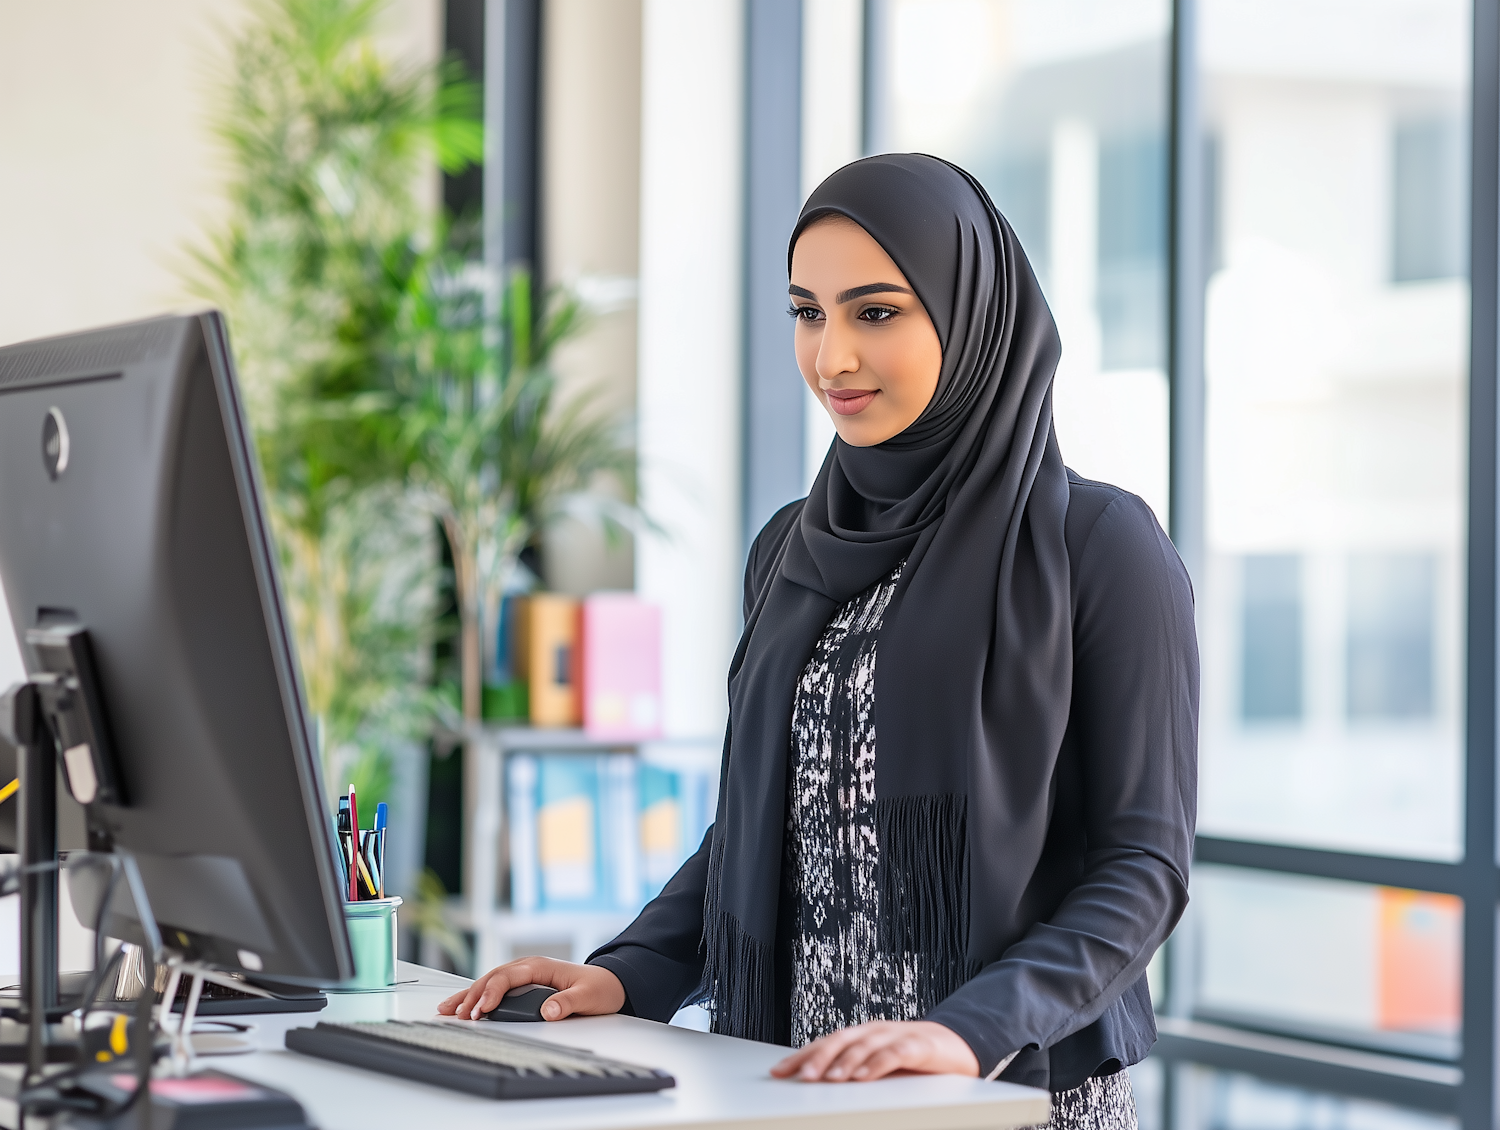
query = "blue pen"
xmin=374 ymin=803 xmax=388 ymax=898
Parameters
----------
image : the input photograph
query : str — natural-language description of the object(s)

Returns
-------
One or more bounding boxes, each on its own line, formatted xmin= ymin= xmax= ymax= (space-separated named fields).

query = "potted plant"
xmin=391 ymin=259 xmax=639 ymax=727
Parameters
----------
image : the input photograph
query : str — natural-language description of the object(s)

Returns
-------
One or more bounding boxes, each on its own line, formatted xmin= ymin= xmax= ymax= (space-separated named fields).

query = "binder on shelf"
xmin=602 ymin=754 xmax=641 ymax=911
xmin=535 ymin=755 xmax=603 ymax=908
xmin=581 ymin=594 xmax=663 ymax=740
xmin=519 ymin=595 xmax=582 ymax=727
xmin=507 ymin=755 xmax=540 ymax=914
xmin=638 ymin=764 xmax=683 ymax=897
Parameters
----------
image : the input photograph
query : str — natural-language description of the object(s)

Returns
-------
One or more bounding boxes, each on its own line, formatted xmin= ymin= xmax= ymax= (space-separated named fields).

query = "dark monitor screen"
xmin=0 ymin=313 xmax=353 ymax=984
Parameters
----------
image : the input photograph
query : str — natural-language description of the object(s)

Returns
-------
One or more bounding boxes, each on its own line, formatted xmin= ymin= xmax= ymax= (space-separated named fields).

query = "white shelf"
xmin=470 ymin=726 xmax=641 ymax=752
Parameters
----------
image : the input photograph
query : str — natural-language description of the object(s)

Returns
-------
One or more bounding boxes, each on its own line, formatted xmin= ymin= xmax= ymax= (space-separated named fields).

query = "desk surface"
xmin=201 ymin=962 xmax=1048 ymax=1130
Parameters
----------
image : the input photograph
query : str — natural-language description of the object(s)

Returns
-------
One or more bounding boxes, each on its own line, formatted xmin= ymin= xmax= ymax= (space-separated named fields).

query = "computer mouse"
xmin=479 ymin=983 xmax=558 ymax=1023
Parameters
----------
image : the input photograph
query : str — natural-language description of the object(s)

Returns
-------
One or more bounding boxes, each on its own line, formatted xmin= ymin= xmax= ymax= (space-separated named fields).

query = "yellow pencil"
xmin=355 ymin=849 xmax=378 ymax=899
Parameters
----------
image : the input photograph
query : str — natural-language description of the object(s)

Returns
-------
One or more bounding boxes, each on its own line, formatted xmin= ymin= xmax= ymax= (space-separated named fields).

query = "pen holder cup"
xmin=341 ymin=896 xmax=402 ymax=990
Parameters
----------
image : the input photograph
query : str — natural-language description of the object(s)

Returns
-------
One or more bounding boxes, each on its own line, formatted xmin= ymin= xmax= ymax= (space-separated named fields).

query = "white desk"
xmin=186 ymin=962 xmax=1048 ymax=1130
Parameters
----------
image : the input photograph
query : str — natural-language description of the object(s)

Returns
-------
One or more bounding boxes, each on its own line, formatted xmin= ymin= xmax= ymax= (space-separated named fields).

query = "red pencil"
xmin=347 ymin=784 xmax=360 ymax=902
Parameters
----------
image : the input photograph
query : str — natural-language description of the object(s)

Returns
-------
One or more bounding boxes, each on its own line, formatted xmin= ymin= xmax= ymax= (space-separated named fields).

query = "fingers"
xmin=540 ymin=985 xmax=583 ymax=1020
xmin=823 ymin=1029 xmax=907 ymax=1081
xmin=771 ymin=1024 xmax=876 ymax=1080
xmin=771 ymin=1023 xmax=928 ymax=1082
xmin=844 ymin=1037 xmax=919 ymax=1082
xmin=436 ymin=959 xmax=627 ymax=1023
xmin=437 ymin=958 xmax=556 ymax=1020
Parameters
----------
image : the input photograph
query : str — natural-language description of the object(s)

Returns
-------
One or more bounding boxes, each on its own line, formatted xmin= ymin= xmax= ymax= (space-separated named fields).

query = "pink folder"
xmin=582 ymin=594 xmax=663 ymax=740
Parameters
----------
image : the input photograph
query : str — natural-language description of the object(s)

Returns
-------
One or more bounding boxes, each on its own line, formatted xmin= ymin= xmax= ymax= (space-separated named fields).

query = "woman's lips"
xmin=825 ymin=388 xmax=878 ymax=416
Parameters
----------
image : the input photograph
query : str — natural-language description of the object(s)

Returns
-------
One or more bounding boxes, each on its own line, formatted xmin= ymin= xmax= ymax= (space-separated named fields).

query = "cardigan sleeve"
xmin=587 ymin=827 xmax=714 ymax=1021
xmin=924 ymin=490 xmax=1199 ymax=1074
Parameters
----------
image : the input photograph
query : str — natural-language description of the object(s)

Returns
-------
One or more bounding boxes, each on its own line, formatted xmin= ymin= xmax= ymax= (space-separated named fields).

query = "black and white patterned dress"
xmin=784 ymin=562 xmax=1138 ymax=1130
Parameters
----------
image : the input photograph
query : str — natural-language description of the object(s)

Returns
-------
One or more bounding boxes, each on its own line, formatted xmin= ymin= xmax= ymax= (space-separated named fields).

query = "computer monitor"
xmin=0 ymin=312 xmax=353 ymax=986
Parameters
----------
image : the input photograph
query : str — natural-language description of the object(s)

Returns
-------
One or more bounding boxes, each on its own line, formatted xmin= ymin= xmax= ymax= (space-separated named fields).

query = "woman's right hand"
xmin=436 ymin=957 xmax=627 ymax=1022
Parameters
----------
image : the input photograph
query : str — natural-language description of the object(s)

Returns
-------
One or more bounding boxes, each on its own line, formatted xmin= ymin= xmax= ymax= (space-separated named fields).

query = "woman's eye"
xmin=788 ymin=304 xmax=823 ymax=323
xmin=860 ymin=305 xmax=898 ymax=324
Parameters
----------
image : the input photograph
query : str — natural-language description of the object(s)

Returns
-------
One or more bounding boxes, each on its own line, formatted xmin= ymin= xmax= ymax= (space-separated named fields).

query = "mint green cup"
xmin=338 ymin=896 xmax=402 ymax=990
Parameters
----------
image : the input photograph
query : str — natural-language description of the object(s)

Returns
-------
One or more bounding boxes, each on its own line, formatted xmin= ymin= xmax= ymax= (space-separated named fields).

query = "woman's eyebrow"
xmin=836 ymin=283 xmax=912 ymax=303
xmin=787 ymin=282 xmax=914 ymax=303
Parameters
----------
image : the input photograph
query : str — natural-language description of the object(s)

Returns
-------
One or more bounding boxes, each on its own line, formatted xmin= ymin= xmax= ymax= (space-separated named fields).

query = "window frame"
xmin=1153 ymin=1 xmax=1500 ymax=1126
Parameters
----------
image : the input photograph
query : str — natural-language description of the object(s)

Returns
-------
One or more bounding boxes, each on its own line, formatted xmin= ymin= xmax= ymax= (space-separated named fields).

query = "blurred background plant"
xmin=187 ymin=0 xmax=482 ymax=808
xmin=391 ymin=260 xmax=639 ymax=724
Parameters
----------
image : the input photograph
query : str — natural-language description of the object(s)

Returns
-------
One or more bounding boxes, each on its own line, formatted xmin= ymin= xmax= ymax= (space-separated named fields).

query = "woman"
xmin=440 ymin=154 xmax=1198 ymax=1125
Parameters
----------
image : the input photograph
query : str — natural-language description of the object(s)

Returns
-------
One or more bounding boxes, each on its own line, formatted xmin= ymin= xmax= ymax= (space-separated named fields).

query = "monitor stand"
xmin=0 ymin=677 xmax=315 ymax=1129
xmin=0 ymin=681 xmax=76 ymax=1072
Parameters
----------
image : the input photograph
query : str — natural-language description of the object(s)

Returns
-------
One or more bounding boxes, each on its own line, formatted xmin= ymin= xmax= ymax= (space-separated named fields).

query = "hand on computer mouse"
xmin=437 ymin=957 xmax=626 ymax=1023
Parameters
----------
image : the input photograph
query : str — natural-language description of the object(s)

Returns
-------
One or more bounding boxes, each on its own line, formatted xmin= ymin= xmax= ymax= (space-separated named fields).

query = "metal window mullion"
xmin=1461 ymin=4 xmax=1500 ymax=1130
xmin=1167 ymin=0 xmax=1205 ymax=579
xmin=1153 ymin=1019 xmax=1460 ymax=1114
xmin=1164 ymin=2 xmax=1204 ymax=1125
xmin=1193 ymin=836 xmax=1465 ymax=895
xmin=742 ymin=0 xmax=805 ymax=556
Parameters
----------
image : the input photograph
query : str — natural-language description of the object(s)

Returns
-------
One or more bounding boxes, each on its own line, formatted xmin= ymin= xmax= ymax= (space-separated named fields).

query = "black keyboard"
xmin=284 ymin=1020 xmax=677 ymax=1100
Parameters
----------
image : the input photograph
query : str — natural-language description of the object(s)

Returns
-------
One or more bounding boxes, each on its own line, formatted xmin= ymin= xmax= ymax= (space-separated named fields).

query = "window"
xmin=1195 ymin=866 xmax=1460 ymax=1055
xmin=1346 ymin=553 xmax=1437 ymax=720
xmin=1394 ymin=116 xmax=1467 ymax=284
xmin=1099 ymin=133 xmax=1167 ymax=370
xmin=1197 ymin=0 xmax=1467 ymax=860
xmin=1172 ymin=1068 xmax=1457 ymax=1130
xmin=1241 ymin=554 xmax=1303 ymax=722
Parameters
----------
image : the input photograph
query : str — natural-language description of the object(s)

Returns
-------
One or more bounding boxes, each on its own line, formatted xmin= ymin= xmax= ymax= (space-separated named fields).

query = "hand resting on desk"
xmin=437 ymin=957 xmax=626 ymax=1022
xmin=769 ymin=1020 xmax=981 ymax=1083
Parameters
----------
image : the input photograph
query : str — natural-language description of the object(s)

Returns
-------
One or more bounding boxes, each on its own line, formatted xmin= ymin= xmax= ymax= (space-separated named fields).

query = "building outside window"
xmin=1241 ymin=553 xmax=1304 ymax=723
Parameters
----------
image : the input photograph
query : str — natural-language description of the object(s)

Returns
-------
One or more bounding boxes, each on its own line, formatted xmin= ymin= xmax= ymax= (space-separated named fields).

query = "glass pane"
xmin=1171 ymin=1065 xmax=1457 ymax=1130
xmin=868 ymin=0 xmax=1172 ymax=519
xmin=1196 ymin=0 xmax=1471 ymax=859
xmin=1130 ymin=1058 xmax=1165 ymax=1130
xmin=1195 ymin=865 xmax=1461 ymax=1057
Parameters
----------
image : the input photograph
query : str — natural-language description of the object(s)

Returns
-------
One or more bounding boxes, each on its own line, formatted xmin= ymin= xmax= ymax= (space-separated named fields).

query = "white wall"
xmin=539 ymin=0 xmax=643 ymax=596
xmin=0 ymin=0 xmax=439 ymax=349
xmin=635 ymin=0 xmax=745 ymax=740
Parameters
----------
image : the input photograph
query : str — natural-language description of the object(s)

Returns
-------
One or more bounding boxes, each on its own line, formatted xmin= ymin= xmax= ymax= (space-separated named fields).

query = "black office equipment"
xmin=0 ymin=312 xmax=355 ymax=1123
xmin=0 ymin=968 xmax=326 ymax=1020
xmin=0 ymin=313 xmax=352 ymax=988
xmin=482 ymin=983 xmax=557 ymax=1022
xmin=69 ymin=1069 xmax=313 ymax=1130
xmin=285 ymin=1021 xmax=676 ymax=1099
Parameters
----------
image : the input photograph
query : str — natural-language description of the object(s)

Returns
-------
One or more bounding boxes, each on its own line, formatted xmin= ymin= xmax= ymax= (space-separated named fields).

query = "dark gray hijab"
xmin=701 ymin=153 xmax=1072 ymax=1041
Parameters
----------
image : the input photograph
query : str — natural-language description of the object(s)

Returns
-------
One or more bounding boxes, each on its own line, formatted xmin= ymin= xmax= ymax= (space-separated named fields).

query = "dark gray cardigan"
xmin=591 ymin=471 xmax=1199 ymax=1092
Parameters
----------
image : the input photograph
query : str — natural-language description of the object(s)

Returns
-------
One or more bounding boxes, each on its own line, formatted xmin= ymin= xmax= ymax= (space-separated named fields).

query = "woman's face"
xmin=789 ymin=217 xmax=942 ymax=447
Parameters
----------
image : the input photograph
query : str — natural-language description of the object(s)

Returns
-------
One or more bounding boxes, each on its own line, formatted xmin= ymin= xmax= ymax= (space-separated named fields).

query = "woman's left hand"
xmin=769 ymin=1020 xmax=981 ymax=1082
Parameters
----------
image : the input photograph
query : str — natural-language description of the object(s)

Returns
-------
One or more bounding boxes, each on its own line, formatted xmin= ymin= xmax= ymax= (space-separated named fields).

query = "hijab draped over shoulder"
xmin=702 ymin=153 xmax=1074 ymax=1041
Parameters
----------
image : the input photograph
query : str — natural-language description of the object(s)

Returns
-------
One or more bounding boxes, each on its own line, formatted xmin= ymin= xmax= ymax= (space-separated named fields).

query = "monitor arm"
xmin=0 ymin=680 xmax=60 ymax=1078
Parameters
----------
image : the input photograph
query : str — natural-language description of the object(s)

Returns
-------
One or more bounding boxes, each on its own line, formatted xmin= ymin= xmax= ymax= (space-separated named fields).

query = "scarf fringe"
xmin=701 ymin=794 xmax=974 ymax=1038
xmin=875 ymin=794 xmax=976 ymax=1005
xmin=699 ymin=834 xmax=776 ymax=1042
